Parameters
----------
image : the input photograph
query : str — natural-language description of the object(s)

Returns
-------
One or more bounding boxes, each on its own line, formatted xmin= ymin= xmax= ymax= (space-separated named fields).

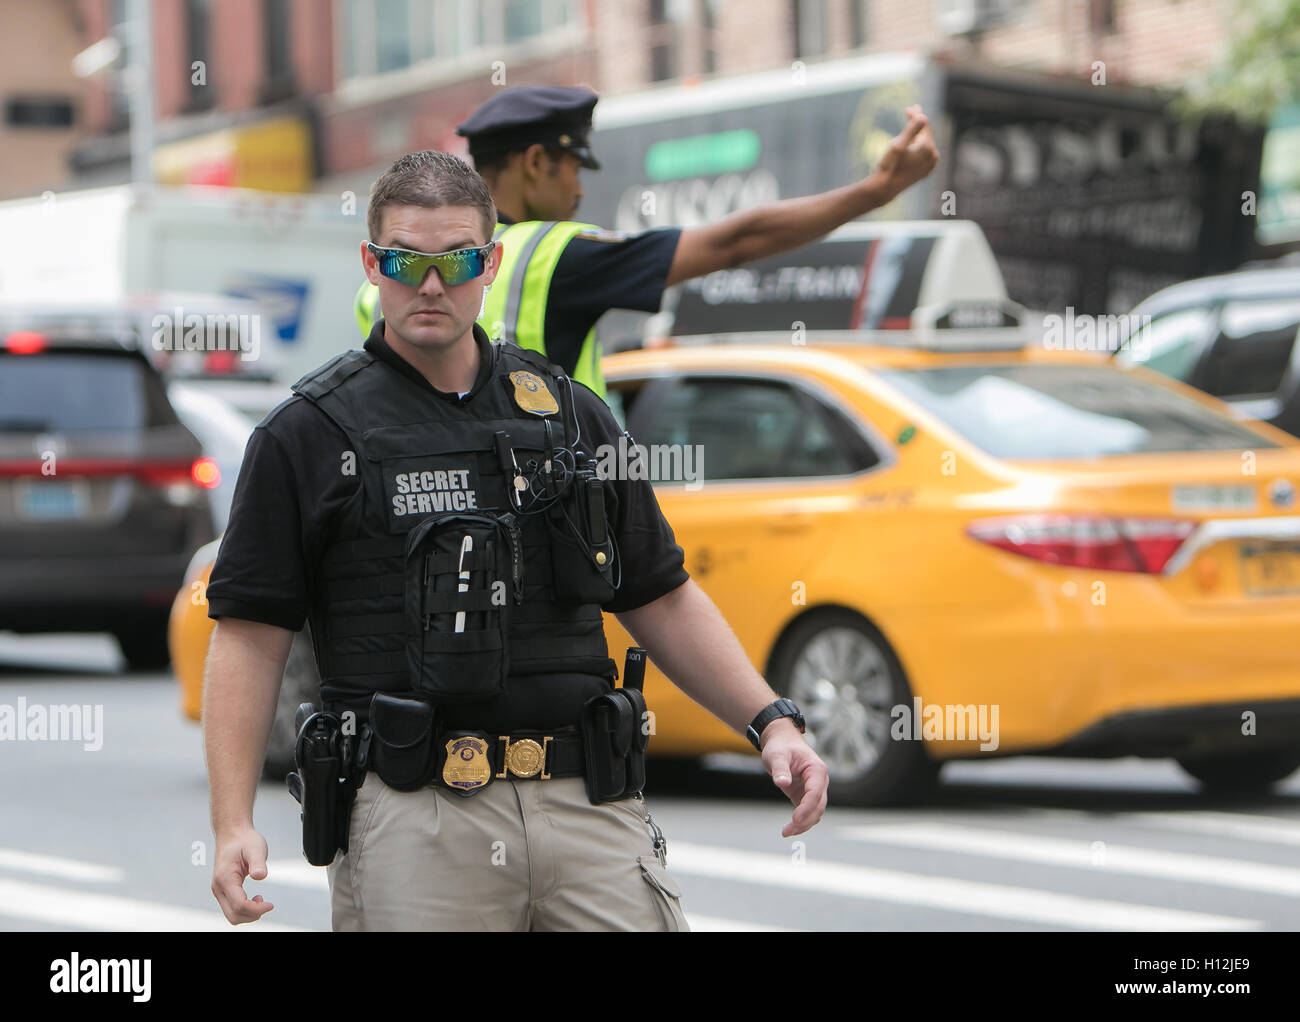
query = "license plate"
xmin=1240 ymin=542 xmax=1300 ymax=596
xmin=15 ymin=479 xmax=90 ymax=521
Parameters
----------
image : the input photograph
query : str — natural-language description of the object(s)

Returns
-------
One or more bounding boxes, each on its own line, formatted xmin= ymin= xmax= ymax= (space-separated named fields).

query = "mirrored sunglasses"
xmin=366 ymin=241 xmax=496 ymax=287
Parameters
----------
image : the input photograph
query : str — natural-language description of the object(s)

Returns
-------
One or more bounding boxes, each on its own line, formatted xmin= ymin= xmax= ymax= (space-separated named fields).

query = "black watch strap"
xmin=746 ymin=698 xmax=806 ymax=751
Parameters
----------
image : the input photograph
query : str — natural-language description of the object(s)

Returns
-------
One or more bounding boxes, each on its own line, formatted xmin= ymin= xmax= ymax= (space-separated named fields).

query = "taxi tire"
xmin=115 ymin=620 xmax=171 ymax=672
xmin=1176 ymin=748 xmax=1300 ymax=792
xmin=262 ymin=624 xmax=322 ymax=781
xmin=769 ymin=610 xmax=939 ymax=807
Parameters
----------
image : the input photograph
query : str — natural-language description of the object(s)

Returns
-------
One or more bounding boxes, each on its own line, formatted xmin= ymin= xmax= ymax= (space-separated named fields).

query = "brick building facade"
xmin=0 ymin=0 xmax=1241 ymax=199
xmin=0 ymin=2 xmax=88 ymax=200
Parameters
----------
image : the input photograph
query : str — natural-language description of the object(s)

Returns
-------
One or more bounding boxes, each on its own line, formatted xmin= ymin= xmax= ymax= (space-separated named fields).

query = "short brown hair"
xmin=367 ymin=150 xmax=496 ymax=244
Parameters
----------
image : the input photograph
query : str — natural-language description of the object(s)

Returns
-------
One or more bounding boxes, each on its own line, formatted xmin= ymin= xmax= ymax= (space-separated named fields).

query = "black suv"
xmin=0 ymin=310 xmax=215 ymax=669
xmin=1116 ymin=267 xmax=1300 ymax=438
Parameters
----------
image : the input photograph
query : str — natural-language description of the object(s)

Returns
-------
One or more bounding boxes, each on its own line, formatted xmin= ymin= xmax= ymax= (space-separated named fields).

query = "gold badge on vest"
xmin=509 ymin=370 xmax=559 ymax=416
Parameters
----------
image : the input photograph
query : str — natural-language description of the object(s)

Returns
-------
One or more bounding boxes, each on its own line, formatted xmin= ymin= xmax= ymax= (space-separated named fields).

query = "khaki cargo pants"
xmin=327 ymin=771 xmax=690 ymax=931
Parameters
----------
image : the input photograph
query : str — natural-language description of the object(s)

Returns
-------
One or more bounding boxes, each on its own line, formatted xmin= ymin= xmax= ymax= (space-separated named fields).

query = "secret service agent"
xmin=354 ymin=84 xmax=941 ymax=396
xmin=205 ymin=150 xmax=828 ymax=931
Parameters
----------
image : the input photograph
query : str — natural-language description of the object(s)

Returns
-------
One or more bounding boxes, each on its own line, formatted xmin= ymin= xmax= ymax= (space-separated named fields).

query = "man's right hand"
xmin=212 ymin=827 xmax=276 ymax=924
xmin=867 ymin=105 xmax=940 ymax=204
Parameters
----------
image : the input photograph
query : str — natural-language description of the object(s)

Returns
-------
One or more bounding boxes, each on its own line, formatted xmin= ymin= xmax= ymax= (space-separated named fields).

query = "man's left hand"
xmin=761 ymin=721 xmax=829 ymax=838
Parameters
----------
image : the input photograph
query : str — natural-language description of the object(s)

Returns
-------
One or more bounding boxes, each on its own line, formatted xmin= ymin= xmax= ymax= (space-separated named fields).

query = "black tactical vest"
xmin=291 ymin=340 xmax=616 ymax=713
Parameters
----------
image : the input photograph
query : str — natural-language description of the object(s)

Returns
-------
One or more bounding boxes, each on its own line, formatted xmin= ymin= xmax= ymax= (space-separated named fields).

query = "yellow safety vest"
xmin=353 ymin=220 xmax=606 ymax=397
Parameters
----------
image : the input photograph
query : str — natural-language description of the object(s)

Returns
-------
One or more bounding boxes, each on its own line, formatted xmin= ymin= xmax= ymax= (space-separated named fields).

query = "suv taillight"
xmin=190 ymin=457 xmax=220 ymax=489
xmin=4 ymin=331 xmax=48 ymax=354
xmin=0 ymin=459 xmax=211 ymax=490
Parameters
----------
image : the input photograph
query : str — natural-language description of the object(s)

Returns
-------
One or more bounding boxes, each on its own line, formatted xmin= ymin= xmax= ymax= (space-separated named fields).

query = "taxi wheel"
xmin=1176 ymin=748 xmax=1300 ymax=792
xmin=262 ymin=625 xmax=321 ymax=782
xmin=114 ymin=621 xmax=171 ymax=671
xmin=769 ymin=610 xmax=938 ymax=807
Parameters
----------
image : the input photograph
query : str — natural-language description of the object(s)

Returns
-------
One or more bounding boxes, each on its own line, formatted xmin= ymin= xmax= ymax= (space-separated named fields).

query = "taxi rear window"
xmin=876 ymin=364 xmax=1280 ymax=459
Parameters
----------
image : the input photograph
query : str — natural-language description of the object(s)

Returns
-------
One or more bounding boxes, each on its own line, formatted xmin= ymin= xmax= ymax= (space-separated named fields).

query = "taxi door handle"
xmin=767 ymin=513 xmax=814 ymax=532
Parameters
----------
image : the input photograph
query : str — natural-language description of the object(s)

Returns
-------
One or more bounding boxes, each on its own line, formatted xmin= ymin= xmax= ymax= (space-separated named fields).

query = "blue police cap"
xmin=456 ymin=86 xmax=601 ymax=170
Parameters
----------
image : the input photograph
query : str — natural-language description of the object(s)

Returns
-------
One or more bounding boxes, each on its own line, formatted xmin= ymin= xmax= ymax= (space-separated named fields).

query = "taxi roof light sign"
xmin=668 ymin=221 xmax=1023 ymax=349
xmin=907 ymin=298 xmax=1029 ymax=352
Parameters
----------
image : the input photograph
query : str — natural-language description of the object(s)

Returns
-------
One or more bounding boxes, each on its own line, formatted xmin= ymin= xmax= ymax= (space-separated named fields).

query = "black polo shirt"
xmin=206 ymin=319 xmax=689 ymax=730
xmin=498 ymin=212 xmax=681 ymax=378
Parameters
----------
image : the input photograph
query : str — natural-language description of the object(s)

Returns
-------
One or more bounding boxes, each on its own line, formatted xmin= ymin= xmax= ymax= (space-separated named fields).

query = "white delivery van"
xmin=0 ymin=184 xmax=367 ymax=381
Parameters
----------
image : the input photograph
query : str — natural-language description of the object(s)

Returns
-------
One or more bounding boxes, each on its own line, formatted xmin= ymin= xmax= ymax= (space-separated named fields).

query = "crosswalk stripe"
xmin=685 ymin=914 xmax=795 ymax=932
xmin=1067 ymin=811 xmax=1300 ymax=846
xmin=667 ymin=842 xmax=1258 ymax=931
xmin=0 ymin=878 xmax=307 ymax=931
xmin=265 ymin=859 xmax=329 ymax=889
xmin=842 ymin=822 xmax=1300 ymax=896
xmin=0 ymin=848 xmax=123 ymax=883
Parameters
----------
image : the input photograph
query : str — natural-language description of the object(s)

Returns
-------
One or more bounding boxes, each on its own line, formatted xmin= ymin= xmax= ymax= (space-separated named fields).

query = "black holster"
xmin=580 ymin=648 xmax=651 ymax=803
xmin=286 ymin=705 xmax=361 ymax=867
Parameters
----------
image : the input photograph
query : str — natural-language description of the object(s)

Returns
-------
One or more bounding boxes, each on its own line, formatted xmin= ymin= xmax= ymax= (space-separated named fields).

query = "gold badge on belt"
xmin=509 ymin=370 xmax=559 ymax=416
xmin=443 ymin=736 xmax=491 ymax=792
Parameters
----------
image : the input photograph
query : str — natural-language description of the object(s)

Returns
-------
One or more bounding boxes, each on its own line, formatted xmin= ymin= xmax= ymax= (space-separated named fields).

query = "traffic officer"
xmin=205 ymin=149 xmax=829 ymax=931
xmin=353 ymin=84 xmax=940 ymax=395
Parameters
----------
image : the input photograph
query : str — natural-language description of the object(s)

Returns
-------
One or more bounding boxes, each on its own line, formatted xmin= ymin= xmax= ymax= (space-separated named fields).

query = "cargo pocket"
xmin=404 ymin=512 xmax=521 ymax=702
xmin=637 ymin=855 xmax=689 ymax=932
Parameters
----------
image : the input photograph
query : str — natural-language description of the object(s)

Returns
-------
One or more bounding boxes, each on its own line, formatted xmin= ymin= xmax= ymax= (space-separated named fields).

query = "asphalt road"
xmin=2 ymin=633 xmax=1299 ymax=932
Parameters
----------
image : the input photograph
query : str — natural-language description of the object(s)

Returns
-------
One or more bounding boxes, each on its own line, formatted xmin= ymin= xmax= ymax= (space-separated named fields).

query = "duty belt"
xmin=434 ymin=726 xmax=585 ymax=795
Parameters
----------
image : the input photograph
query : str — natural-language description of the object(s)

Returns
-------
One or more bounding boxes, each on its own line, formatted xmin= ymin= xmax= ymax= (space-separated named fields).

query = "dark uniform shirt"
xmin=500 ymin=211 xmax=682 ymax=379
xmin=206 ymin=320 xmax=689 ymax=731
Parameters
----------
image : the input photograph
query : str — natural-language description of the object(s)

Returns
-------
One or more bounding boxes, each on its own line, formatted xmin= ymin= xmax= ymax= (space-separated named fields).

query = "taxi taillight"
xmin=967 ymin=515 xmax=1196 ymax=574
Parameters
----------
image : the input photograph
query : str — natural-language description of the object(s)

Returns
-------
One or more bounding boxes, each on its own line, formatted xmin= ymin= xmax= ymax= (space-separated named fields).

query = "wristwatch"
xmin=746 ymin=698 xmax=806 ymax=751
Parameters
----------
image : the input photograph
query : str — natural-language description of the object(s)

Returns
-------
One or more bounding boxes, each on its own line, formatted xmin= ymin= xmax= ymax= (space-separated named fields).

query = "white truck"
xmin=584 ymin=51 xmax=1265 ymax=321
xmin=0 ymin=183 xmax=367 ymax=382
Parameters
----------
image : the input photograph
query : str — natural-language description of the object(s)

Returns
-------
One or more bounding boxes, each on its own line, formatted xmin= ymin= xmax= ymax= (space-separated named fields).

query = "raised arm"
xmin=665 ymin=105 xmax=939 ymax=286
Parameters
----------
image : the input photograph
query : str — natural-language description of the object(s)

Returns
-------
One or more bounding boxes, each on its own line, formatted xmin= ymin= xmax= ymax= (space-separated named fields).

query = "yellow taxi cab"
xmin=596 ymin=329 xmax=1300 ymax=803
